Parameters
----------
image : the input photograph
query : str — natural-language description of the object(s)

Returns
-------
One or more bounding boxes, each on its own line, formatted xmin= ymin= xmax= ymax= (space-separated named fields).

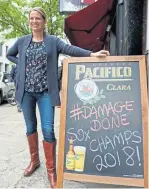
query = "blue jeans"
xmin=21 ymin=91 xmax=56 ymax=143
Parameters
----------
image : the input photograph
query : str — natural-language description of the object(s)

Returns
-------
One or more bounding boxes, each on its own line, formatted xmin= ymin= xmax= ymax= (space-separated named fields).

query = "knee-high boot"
xmin=24 ymin=132 xmax=40 ymax=176
xmin=43 ymin=140 xmax=57 ymax=188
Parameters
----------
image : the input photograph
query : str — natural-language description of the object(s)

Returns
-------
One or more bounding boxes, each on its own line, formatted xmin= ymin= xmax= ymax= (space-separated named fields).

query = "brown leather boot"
xmin=43 ymin=140 xmax=57 ymax=188
xmin=24 ymin=132 xmax=40 ymax=176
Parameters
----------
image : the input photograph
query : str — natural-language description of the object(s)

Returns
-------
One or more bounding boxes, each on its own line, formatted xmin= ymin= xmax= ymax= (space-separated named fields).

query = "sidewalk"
xmin=0 ymin=103 xmax=133 ymax=188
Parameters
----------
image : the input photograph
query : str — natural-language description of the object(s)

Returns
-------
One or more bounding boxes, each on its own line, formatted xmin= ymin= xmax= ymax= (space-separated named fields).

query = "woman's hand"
xmin=90 ymin=50 xmax=110 ymax=57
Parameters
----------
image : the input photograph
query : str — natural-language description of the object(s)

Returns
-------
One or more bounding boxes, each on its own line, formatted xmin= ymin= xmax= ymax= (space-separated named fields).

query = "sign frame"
xmin=57 ymin=56 xmax=148 ymax=188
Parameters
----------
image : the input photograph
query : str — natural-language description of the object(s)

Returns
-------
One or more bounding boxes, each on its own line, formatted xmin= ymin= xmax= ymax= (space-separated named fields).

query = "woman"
xmin=6 ymin=7 xmax=109 ymax=188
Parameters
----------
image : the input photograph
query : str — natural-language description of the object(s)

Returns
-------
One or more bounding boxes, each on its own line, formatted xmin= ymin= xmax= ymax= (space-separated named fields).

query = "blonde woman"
xmin=6 ymin=7 xmax=109 ymax=188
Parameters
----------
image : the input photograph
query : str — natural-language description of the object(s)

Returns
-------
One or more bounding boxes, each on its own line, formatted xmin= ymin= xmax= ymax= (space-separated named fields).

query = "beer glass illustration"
xmin=74 ymin=146 xmax=86 ymax=172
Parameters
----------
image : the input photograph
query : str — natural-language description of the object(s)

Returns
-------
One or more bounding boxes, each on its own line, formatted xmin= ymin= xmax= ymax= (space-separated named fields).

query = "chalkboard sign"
xmin=57 ymin=56 xmax=148 ymax=188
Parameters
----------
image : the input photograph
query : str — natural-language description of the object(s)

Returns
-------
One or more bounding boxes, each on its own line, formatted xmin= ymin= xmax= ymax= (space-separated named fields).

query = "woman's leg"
xmin=21 ymin=92 xmax=37 ymax=135
xmin=37 ymin=91 xmax=55 ymax=143
xmin=21 ymin=92 xmax=40 ymax=176
xmin=37 ymin=91 xmax=56 ymax=188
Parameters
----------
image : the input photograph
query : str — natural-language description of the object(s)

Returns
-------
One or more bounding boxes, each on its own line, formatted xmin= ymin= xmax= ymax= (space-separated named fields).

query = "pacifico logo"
xmin=75 ymin=65 xmax=132 ymax=80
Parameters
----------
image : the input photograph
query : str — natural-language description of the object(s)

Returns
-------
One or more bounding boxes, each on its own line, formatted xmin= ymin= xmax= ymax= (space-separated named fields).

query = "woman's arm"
xmin=6 ymin=39 xmax=19 ymax=64
xmin=56 ymin=37 xmax=110 ymax=57
xmin=56 ymin=37 xmax=91 ymax=57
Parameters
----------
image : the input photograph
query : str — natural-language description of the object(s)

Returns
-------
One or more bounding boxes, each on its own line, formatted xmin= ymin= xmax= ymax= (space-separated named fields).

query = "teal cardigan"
xmin=6 ymin=34 xmax=91 ymax=106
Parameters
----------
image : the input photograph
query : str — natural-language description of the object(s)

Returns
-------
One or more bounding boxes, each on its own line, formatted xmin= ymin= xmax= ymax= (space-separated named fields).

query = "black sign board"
xmin=57 ymin=56 xmax=148 ymax=188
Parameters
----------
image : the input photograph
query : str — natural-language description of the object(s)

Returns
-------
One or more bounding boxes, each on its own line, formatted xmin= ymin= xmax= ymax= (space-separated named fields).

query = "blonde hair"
xmin=29 ymin=7 xmax=47 ymax=20
xmin=29 ymin=7 xmax=47 ymax=35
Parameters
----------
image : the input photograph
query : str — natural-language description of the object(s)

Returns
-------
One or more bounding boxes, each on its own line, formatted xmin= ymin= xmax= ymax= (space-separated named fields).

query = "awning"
xmin=64 ymin=0 xmax=115 ymax=52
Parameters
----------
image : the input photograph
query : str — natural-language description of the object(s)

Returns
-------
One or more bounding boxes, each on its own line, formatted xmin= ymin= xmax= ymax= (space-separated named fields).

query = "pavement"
xmin=0 ymin=102 xmax=137 ymax=188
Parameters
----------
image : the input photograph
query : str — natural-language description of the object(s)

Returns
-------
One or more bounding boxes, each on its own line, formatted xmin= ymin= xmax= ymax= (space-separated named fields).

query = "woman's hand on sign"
xmin=90 ymin=50 xmax=110 ymax=57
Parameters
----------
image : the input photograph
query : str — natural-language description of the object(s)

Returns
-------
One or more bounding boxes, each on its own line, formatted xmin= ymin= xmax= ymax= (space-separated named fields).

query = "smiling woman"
xmin=6 ymin=6 xmax=110 ymax=188
xmin=29 ymin=7 xmax=47 ymax=40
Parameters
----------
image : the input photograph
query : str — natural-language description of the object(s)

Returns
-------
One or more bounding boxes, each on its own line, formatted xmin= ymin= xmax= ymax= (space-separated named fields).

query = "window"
xmin=5 ymin=64 xmax=9 ymax=72
xmin=6 ymin=46 xmax=8 ymax=54
xmin=0 ymin=62 xmax=3 ymax=72
xmin=0 ymin=44 xmax=2 ymax=56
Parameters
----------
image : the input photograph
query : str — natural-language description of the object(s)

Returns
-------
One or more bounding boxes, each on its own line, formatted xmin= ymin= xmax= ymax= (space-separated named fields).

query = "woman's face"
xmin=29 ymin=10 xmax=46 ymax=33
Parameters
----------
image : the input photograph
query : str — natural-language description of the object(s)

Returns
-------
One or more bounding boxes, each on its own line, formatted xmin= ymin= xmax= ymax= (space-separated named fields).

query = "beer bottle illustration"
xmin=66 ymin=137 xmax=75 ymax=170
